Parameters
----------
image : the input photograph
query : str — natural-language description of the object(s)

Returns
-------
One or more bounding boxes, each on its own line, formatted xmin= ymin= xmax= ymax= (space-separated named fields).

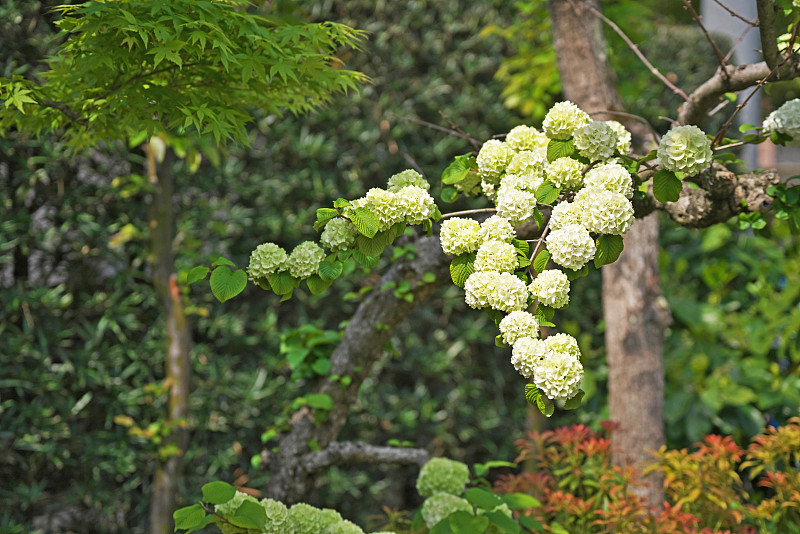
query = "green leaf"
xmin=517 ymin=255 xmax=531 ymax=269
xmin=356 ymin=234 xmax=386 ymax=257
xmin=392 ymin=221 xmax=407 ymax=237
xmin=311 ymin=358 xmax=331 ymax=375
xmin=485 ymin=510 xmax=520 ymax=533
xmin=524 ymin=384 xmax=540 ymax=407
xmin=316 ymin=207 xmax=338 ymax=225
xmin=511 ymin=239 xmax=529 ymax=257
xmin=465 ymin=488 xmax=504 ymax=510
xmin=449 ymin=512 xmax=489 ymax=533
xmin=353 ymin=250 xmax=379 ymax=269
xmin=210 ymin=267 xmax=247 ymax=302
xmin=563 ymin=390 xmax=585 ymax=410
xmin=502 ymin=492 xmax=542 ymax=510
xmin=739 ymin=123 xmax=757 ymax=133
xmin=519 ymin=515 xmax=543 ymax=531
xmin=473 ymin=461 xmax=516 ymax=477
xmin=187 ymin=266 xmax=209 ymax=285
xmin=212 ymin=257 xmax=235 ymax=268
xmin=534 ymin=181 xmax=560 ymax=205
xmin=441 ymin=153 xmax=476 ymax=184
xmin=333 ymin=197 xmax=351 ymax=208
xmin=306 ymin=393 xmax=333 ymax=411
xmin=441 ymin=187 xmax=459 ymax=203
xmin=532 ymin=249 xmax=550 ymax=273
xmin=318 ymin=258 xmax=343 ymax=281
xmin=201 ymin=481 xmax=236 ymax=505
xmin=229 ymin=500 xmax=266 ymax=530
xmin=173 ymin=504 xmax=205 ymax=531
xmin=430 ymin=518 xmax=454 ymax=534
xmin=495 ymin=334 xmax=506 ymax=348
xmin=652 ymin=170 xmax=682 ymax=203
xmin=267 ymin=271 xmax=297 ymax=295
xmin=594 ymin=234 xmax=624 ymax=268
xmin=525 ymin=384 xmax=553 ymax=417
xmin=306 ymin=274 xmax=333 ymax=295
xmin=532 ymin=207 xmax=544 ymax=229
xmin=350 ymin=207 xmax=380 ymax=238
xmin=432 ymin=206 xmax=443 ymax=222
xmin=546 ymin=138 xmax=575 ymax=162
xmin=450 ymin=252 xmax=476 ymax=287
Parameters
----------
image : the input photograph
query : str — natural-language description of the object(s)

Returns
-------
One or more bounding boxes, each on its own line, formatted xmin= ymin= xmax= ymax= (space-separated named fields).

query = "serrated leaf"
xmin=356 ymin=234 xmax=386 ymax=257
xmin=524 ymin=384 xmax=540 ymax=407
xmin=316 ymin=207 xmax=338 ymax=224
xmin=441 ymin=187 xmax=459 ymax=203
xmin=318 ymin=258 xmax=343 ymax=281
xmin=353 ymin=250 xmax=379 ymax=269
xmin=652 ymin=170 xmax=682 ymax=203
xmin=532 ymin=207 xmax=544 ymax=228
xmin=350 ymin=207 xmax=380 ymax=238
xmin=594 ymin=234 xmax=624 ymax=268
xmin=306 ymin=274 xmax=332 ymax=295
xmin=392 ymin=221 xmax=407 ymax=237
xmin=211 ymin=257 xmax=235 ymax=267
xmin=465 ymin=488 xmax=504 ymax=510
xmin=201 ymin=481 xmax=236 ymax=505
xmin=337 ymin=250 xmax=352 ymax=262
xmin=267 ymin=270 xmax=296 ymax=295
xmin=441 ymin=156 xmax=472 ymax=184
xmin=739 ymin=123 xmax=757 ymax=133
xmin=546 ymin=138 xmax=575 ymax=162
xmin=450 ymin=252 xmax=476 ymax=287
xmin=537 ymin=393 xmax=554 ymax=417
xmin=511 ymin=239 xmax=529 ymax=257
xmin=229 ymin=500 xmax=265 ymax=529
xmin=485 ymin=510 xmax=520 ymax=533
xmin=210 ymin=267 xmax=247 ymax=303
xmin=430 ymin=518 xmax=454 ymax=534
xmin=173 ymin=504 xmax=205 ymax=531
xmin=333 ymin=197 xmax=350 ymax=208
xmin=532 ymin=249 xmax=550 ymax=273
xmin=563 ymin=389 xmax=585 ymax=410
xmin=535 ymin=181 xmax=560 ymax=205
xmin=503 ymin=492 xmax=542 ymax=510
xmin=187 ymin=265 xmax=209 ymax=285
xmin=517 ymin=255 xmax=531 ymax=269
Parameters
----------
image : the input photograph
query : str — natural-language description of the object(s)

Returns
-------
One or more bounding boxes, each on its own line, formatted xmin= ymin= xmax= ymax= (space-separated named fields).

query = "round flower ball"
xmin=533 ymin=350 xmax=583 ymax=400
xmin=474 ymin=239 xmax=518 ymax=273
xmin=387 ymin=169 xmax=429 ymax=192
xmin=578 ymin=188 xmax=635 ymax=235
xmin=440 ymin=217 xmax=482 ymax=256
xmin=287 ymin=241 xmax=326 ymax=279
xmin=398 ymin=185 xmax=436 ymax=225
xmin=545 ymin=157 xmax=584 ymax=190
xmin=607 ymin=120 xmax=632 ymax=154
xmin=324 ymin=520 xmax=364 ymax=534
xmin=764 ymin=99 xmax=800 ymax=139
xmin=506 ymin=125 xmax=550 ymax=152
xmin=542 ymin=101 xmax=591 ymax=140
xmin=421 ymin=493 xmax=473 ymax=529
xmin=495 ymin=186 xmax=537 ymax=225
xmin=321 ymin=218 xmax=359 ymax=252
xmin=248 ymin=242 xmax=287 ymax=279
xmin=363 ymin=187 xmax=405 ymax=231
xmin=573 ymin=121 xmax=619 ymax=162
xmin=477 ymin=139 xmax=513 ymax=182
xmin=260 ymin=498 xmax=290 ymax=534
xmin=480 ymin=215 xmax=516 ymax=243
xmin=464 ymin=271 xmax=528 ymax=313
xmin=416 ymin=457 xmax=470 ymax=498
xmin=545 ymin=224 xmax=596 ymax=271
xmin=529 ymin=269 xmax=570 ymax=309
xmin=584 ymin=162 xmax=633 ymax=198
xmin=543 ymin=332 xmax=582 ymax=361
xmin=287 ymin=504 xmax=342 ymax=534
xmin=511 ymin=336 xmax=548 ymax=378
xmin=499 ymin=311 xmax=540 ymax=345
xmin=656 ymin=124 xmax=712 ymax=177
xmin=500 ymin=172 xmax=542 ymax=194
xmin=506 ymin=150 xmax=546 ymax=179
xmin=549 ymin=201 xmax=583 ymax=231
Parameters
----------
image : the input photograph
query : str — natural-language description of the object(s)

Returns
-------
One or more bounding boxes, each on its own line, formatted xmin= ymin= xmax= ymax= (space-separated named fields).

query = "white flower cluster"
xmin=476 ymin=139 xmax=513 ymax=182
xmin=573 ymin=121 xmax=619 ymax=162
xmin=542 ymin=101 xmax=590 ymax=140
xmin=287 ymin=241 xmax=326 ymax=279
xmin=464 ymin=271 xmax=528 ymax=313
xmin=763 ymin=98 xmax=800 ymax=140
xmin=656 ymin=124 xmax=713 ymax=176
xmin=545 ymin=224 xmax=596 ymax=271
xmin=421 ymin=493 xmax=473 ymax=529
xmin=545 ymin=157 xmax=584 ymax=189
xmin=248 ymin=242 xmax=287 ymax=279
xmin=320 ymin=218 xmax=359 ymax=252
xmin=584 ymin=162 xmax=633 ymax=198
xmin=499 ymin=310 xmax=539 ymax=345
xmin=474 ymin=240 xmax=518 ymax=273
xmin=510 ymin=334 xmax=583 ymax=400
xmin=387 ymin=169 xmax=429 ymax=192
xmin=608 ymin=120 xmax=632 ymax=154
xmin=528 ymin=269 xmax=570 ymax=309
xmin=576 ymin=188 xmax=635 ymax=235
xmin=440 ymin=218 xmax=482 ymax=255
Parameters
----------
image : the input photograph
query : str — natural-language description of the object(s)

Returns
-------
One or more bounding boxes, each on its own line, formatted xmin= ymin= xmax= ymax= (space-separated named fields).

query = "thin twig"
xmin=714 ymin=130 xmax=770 ymax=150
xmin=394 ymin=114 xmax=481 ymax=148
xmin=682 ymin=0 xmax=731 ymax=83
xmin=439 ymin=110 xmax=481 ymax=151
xmin=712 ymin=0 xmax=758 ymax=26
xmin=440 ymin=207 xmax=497 ymax=220
xmin=707 ymin=98 xmax=731 ymax=117
xmin=724 ymin=26 xmax=752 ymax=62
xmin=401 ymin=152 xmax=424 ymax=175
xmin=582 ymin=1 xmax=689 ymax=101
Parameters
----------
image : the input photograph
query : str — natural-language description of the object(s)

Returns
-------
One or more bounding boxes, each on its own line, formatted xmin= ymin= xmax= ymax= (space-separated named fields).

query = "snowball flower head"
xmin=288 ymin=504 xmax=342 ymax=534
xmin=546 ymin=224 xmax=596 ymax=271
xmin=500 ymin=172 xmax=542 ymax=194
xmin=763 ymin=99 xmax=800 ymax=139
xmin=248 ymin=242 xmax=287 ymax=278
xmin=287 ymin=241 xmax=326 ymax=279
xmin=216 ymin=490 xmax=258 ymax=517
xmin=534 ymin=349 xmax=583 ymax=400
xmin=480 ymin=215 xmax=516 ymax=243
xmin=398 ymin=185 xmax=436 ymax=225
xmin=416 ymin=457 xmax=470 ymax=498
xmin=656 ymin=124 xmax=712 ymax=176
xmin=506 ymin=125 xmax=550 ymax=152
xmin=387 ymin=169 xmax=429 ymax=192
xmin=495 ymin=186 xmax=537 ymax=225
xmin=584 ymin=162 xmax=633 ymax=198
xmin=440 ymin=218 xmax=482 ymax=255
xmin=549 ymin=201 xmax=583 ymax=231
xmin=499 ymin=311 xmax=540 ymax=345
xmin=421 ymin=494 xmax=473 ymax=528
xmin=511 ymin=337 xmax=548 ymax=378
xmin=474 ymin=239 xmax=518 ymax=273
xmin=607 ymin=120 xmax=632 ymax=154
xmin=321 ymin=218 xmax=359 ymax=252
xmin=573 ymin=121 xmax=619 ymax=162
xmin=578 ymin=188 xmax=635 ymax=235
xmin=507 ymin=150 xmax=546 ymax=179
xmin=362 ymin=187 xmax=405 ymax=231
xmin=464 ymin=271 xmax=529 ymax=312
xmin=544 ymin=333 xmax=582 ymax=361
xmin=259 ymin=498 xmax=290 ymax=534
xmin=542 ymin=101 xmax=591 ymax=140
xmin=529 ymin=269 xmax=570 ymax=309
xmin=477 ymin=139 xmax=513 ymax=181
xmin=546 ymin=157 xmax=584 ymax=189
xmin=324 ymin=520 xmax=364 ymax=534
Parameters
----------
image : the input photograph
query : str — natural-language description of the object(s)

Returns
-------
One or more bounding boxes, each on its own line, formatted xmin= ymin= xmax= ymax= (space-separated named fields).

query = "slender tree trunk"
xmin=549 ymin=0 xmax=667 ymax=505
xmin=145 ymin=143 xmax=193 ymax=534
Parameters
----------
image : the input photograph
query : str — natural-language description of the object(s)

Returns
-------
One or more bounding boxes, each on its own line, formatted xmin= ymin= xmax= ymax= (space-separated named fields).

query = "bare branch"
xmin=440 ymin=207 xmax=496 ymax=219
xmin=300 ymin=441 xmax=430 ymax=474
xmin=682 ymin=0 xmax=731 ymax=83
xmin=393 ymin=114 xmax=480 ymax=148
xmin=757 ymin=0 xmax=781 ymax=70
xmin=712 ymin=0 xmax=758 ymax=26
xmin=439 ymin=110 xmax=481 ymax=151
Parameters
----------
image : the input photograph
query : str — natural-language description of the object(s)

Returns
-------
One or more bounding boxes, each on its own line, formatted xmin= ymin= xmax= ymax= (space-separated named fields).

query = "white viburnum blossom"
xmin=533 ymin=349 xmax=583 ymax=400
xmin=528 ymin=269 xmax=570 ymax=309
xmin=324 ymin=521 xmax=364 ymax=534
xmin=421 ymin=494 xmax=473 ymax=529
xmin=543 ymin=333 xmax=582 ymax=361
xmin=362 ymin=187 xmax=405 ymax=231
xmin=259 ymin=499 xmax=290 ymax=534
xmin=656 ymin=124 xmax=713 ymax=176
xmin=474 ymin=239 xmax=518 ymax=273
xmin=440 ymin=218 xmax=482 ymax=256
xmin=320 ymin=218 xmax=359 ymax=252
xmin=480 ymin=215 xmax=516 ymax=243
xmin=416 ymin=457 xmax=470 ymax=498
xmin=248 ymin=242 xmax=287 ymax=278
xmin=477 ymin=139 xmax=513 ymax=182
xmin=499 ymin=311 xmax=540 ymax=345
xmin=398 ymin=185 xmax=436 ymax=225
xmin=549 ymin=201 xmax=583 ymax=231
xmin=500 ymin=172 xmax=542 ymax=194
xmin=287 ymin=241 xmax=326 ymax=279
xmin=495 ymin=186 xmax=537 ymax=225
xmin=464 ymin=271 xmax=528 ymax=313
xmin=510 ymin=336 xmax=548 ymax=378
xmin=607 ymin=120 xmax=632 ymax=154
xmin=545 ymin=157 xmax=584 ymax=189
xmin=573 ymin=121 xmax=619 ymax=162
xmin=578 ymin=188 xmax=635 ymax=235
xmin=287 ymin=504 xmax=342 ymax=534
xmin=584 ymin=162 xmax=634 ymax=198
xmin=507 ymin=150 xmax=547 ymax=179
xmin=763 ymin=99 xmax=800 ymax=139
xmin=481 ymin=179 xmax=499 ymax=201
xmin=387 ymin=169 xmax=429 ymax=192
xmin=506 ymin=125 xmax=550 ymax=152
xmin=542 ymin=101 xmax=591 ymax=140
xmin=545 ymin=224 xmax=596 ymax=271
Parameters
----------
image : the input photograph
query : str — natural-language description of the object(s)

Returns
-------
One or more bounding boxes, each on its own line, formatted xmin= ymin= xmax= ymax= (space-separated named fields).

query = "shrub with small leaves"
xmin=416 ymin=457 xmax=470 ymax=498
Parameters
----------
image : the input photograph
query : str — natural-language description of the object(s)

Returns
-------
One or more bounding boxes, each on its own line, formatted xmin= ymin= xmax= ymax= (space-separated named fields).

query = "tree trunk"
xmin=145 ymin=142 xmax=193 ymax=534
xmin=549 ymin=0 xmax=667 ymax=505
